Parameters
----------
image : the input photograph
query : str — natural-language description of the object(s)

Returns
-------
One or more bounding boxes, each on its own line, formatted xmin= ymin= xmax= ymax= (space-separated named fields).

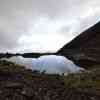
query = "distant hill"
xmin=0 ymin=52 xmax=55 ymax=58
xmin=57 ymin=21 xmax=100 ymax=68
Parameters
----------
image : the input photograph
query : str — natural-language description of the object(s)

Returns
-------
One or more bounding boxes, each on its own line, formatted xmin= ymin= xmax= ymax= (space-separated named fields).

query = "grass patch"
xmin=63 ymin=66 xmax=100 ymax=89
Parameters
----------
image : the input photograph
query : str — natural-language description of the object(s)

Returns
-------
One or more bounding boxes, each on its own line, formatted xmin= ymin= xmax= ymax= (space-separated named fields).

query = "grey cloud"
xmin=0 ymin=0 xmax=100 ymax=52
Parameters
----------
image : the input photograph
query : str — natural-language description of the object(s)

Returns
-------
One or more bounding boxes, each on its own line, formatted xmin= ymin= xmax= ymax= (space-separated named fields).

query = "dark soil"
xmin=0 ymin=60 xmax=100 ymax=100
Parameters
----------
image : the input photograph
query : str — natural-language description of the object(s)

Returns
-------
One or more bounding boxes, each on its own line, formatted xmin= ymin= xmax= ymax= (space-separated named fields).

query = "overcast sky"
xmin=0 ymin=0 xmax=100 ymax=53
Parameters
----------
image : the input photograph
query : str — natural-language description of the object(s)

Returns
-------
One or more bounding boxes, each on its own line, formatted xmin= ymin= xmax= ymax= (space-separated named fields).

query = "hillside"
xmin=57 ymin=21 xmax=100 ymax=68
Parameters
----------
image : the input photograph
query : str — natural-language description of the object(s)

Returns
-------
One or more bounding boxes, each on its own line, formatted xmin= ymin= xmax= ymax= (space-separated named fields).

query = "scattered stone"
xmin=3 ymin=82 xmax=23 ymax=89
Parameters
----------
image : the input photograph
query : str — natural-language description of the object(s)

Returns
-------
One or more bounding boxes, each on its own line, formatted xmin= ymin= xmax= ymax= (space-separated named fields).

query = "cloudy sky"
xmin=0 ymin=0 xmax=100 ymax=53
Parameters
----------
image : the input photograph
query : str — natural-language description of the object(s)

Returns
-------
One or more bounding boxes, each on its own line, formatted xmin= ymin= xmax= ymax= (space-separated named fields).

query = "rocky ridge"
xmin=57 ymin=21 xmax=100 ymax=68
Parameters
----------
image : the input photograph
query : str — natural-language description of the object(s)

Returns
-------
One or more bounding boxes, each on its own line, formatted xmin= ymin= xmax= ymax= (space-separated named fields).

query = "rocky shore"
xmin=0 ymin=60 xmax=100 ymax=100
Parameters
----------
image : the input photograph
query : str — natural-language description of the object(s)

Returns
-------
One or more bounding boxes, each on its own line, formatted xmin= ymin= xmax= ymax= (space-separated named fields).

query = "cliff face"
xmin=57 ymin=22 xmax=100 ymax=68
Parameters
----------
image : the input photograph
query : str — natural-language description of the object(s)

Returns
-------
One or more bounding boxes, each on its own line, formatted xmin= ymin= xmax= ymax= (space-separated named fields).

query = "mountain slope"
xmin=57 ymin=21 xmax=100 ymax=68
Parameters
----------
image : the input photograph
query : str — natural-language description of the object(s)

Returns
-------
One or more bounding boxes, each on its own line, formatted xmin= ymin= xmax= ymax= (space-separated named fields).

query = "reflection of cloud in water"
xmin=2 ymin=56 xmax=33 ymax=69
xmin=2 ymin=55 xmax=84 ymax=74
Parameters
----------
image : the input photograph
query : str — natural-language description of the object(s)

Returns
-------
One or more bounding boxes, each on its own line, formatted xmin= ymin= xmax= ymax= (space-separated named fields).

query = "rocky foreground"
xmin=0 ymin=60 xmax=100 ymax=100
